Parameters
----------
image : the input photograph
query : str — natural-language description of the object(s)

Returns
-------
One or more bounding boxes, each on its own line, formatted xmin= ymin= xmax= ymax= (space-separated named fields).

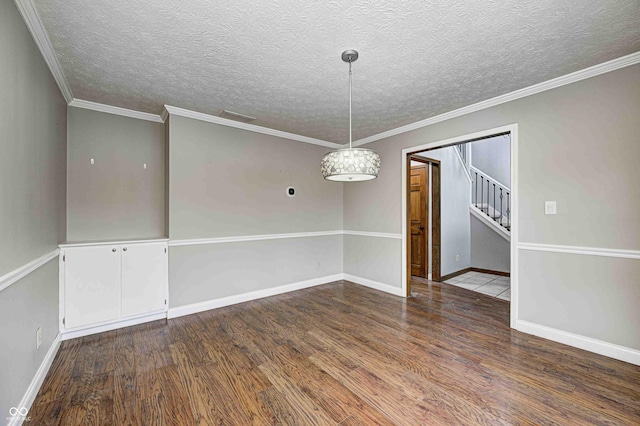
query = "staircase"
xmin=470 ymin=166 xmax=510 ymax=234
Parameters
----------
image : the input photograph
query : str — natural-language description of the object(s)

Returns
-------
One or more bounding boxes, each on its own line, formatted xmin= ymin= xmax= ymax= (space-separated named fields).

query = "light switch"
xmin=545 ymin=201 xmax=557 ymax=215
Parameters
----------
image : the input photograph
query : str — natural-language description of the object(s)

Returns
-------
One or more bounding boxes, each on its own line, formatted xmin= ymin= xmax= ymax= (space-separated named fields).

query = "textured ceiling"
xmin=34 ymin=0 xmax=640 ymax=143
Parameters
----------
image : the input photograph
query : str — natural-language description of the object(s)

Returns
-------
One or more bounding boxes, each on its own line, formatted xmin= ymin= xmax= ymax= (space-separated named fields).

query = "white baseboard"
xmin=343 ymin=274 xmax=405 ymax=297
xmin=61 ymin=311 xmax=167 ymax=341
xmin=168 ymin=274 xmax=343 ymax=319
xmin=516 ymin=320 xmax=640 ymax=366
xmin=7 ymin=333 xmax=61 ymax=426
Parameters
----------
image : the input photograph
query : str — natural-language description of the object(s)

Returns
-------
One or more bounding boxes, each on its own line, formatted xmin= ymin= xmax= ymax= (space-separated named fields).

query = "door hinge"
xmin=164 ymin=248 xmax=167 ymax=254
xmin=62 ymin=317 xmax=65 ymax=325
xmin=63 ymin=254 xmax=65 ymax=262
xmin=164 ymin=299 xmax=167 ymax=305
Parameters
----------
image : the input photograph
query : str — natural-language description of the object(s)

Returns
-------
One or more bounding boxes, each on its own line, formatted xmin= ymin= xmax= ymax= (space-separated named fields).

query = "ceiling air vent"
xmin=219 ymin=110 xmax=256 ymax=123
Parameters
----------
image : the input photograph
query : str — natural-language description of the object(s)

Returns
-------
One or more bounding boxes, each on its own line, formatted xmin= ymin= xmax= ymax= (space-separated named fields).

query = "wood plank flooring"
xmin=30 ymin=279 xmax=640 ymax=425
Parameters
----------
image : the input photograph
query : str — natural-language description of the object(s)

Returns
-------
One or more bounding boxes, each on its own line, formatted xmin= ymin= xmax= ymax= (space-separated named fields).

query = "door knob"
xmin=419 ymin=226 xmax=425 ymax=231
xmin=123 ymin=247 xmax=127 ymax=251
xmin=112 ymin=248 xmax=116 ymax=252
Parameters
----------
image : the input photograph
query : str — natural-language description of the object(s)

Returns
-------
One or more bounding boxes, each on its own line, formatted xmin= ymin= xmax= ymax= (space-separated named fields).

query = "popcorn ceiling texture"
xmin=34 ymin=0 xmax=640 ymax=143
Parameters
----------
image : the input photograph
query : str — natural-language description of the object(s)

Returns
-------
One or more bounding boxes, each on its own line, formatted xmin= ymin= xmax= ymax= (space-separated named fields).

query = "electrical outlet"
xmin=456 ymin=254 xmax=460 ymax=262
xmin=36 ymin=327 xmax=42 ymax=349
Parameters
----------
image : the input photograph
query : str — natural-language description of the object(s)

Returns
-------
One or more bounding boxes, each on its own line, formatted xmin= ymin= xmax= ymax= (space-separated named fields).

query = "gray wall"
xmin=471 ymin=134 xmax=511 ymax=187
xmin=67 ymin=107 xmax=166 ymax=241
xmin=519 ymin=250 xmax=639 ymax=350
xmin=0 ymin=260 xmax=59 ymax=419
xmin=170 ymin=236 xmax=342 ymax=307
xmin=0 ymin=0 xmax=66 ymax=418
xmin=168 ymin=115 xmax=343 ymax=307
xmin=470 ymin=215 xmax=510 ymax=273
xmin=344 ymin=63 xmax=640 ymax=351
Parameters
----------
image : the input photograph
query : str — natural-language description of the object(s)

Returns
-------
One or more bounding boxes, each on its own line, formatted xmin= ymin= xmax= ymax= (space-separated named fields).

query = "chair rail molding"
xmin=0 ymin=249 xmax=60 ymax=292
xmin=517 ymin=243 xmax=640 ymax=260
xmin=168 ymin=230 xmax=344 ymax=247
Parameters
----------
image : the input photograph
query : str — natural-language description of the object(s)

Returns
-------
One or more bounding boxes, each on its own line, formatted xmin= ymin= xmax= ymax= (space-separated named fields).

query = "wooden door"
xmin=121 ymin=242 xmax=167 ymax=318
xmin=64 ymin=245 xmax=121 ymax=328
xmin=410 ymin=164 xmax=428 ymax=277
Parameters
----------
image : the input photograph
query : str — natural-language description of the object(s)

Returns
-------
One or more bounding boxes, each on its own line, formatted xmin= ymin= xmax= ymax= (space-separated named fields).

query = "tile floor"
xmin=444 ymin=271 xmax=510 ymax=301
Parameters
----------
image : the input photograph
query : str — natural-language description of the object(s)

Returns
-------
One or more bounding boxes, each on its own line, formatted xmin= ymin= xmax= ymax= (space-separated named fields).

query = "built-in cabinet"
xmin=59 ymin=239 xmax=168 ymax=339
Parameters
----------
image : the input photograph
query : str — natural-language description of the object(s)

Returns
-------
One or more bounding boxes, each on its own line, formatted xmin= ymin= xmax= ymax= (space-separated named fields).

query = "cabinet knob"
xmin=112 ymin=248 xmax=117 ymax=252
xmin=123 ymin=247 xmax=127 ymax=251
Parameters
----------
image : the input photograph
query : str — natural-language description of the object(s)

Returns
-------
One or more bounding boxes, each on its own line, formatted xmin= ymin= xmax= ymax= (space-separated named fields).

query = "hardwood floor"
xmin=30 ymin=279 xmax=640 ymax=425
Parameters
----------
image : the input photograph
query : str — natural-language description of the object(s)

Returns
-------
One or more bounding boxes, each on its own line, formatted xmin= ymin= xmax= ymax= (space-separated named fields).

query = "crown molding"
xmin=164 ymin=105 xmax=342 ymax=149
xmin=14 ymin=0 xmax=73 ymax=103
xmin=353 ymin=51 xmax=640 ymax=146
xmin=161 ymin=107 xmax=170 ymax=123
xmin=69 ymin=99 xmax=164 ymax=123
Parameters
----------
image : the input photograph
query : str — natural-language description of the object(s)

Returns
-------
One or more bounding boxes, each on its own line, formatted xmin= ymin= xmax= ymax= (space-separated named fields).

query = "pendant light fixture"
xmin=321 ymin=50 xmax=381 ymax=181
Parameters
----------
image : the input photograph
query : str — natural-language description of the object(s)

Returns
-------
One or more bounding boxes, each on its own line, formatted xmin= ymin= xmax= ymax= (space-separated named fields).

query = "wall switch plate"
xmin=90 ymin=158 xmax=95 ymax=165
xmin=455 ymin=254 xmax=460 ymax=262
xmin=36 ymin=327 xmax=42 ymax=349
xmin=545 ymin=201 xmax=557 ymax=215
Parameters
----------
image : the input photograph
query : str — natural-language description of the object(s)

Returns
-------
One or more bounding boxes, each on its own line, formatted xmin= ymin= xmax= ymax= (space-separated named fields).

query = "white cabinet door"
xmin=64 ymin=246 xmax=121 ymax=328
xmin=121 ymin=243 xmax=166 ymax=317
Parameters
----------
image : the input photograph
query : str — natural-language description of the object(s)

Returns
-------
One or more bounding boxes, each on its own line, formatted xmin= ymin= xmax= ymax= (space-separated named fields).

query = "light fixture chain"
xmin=349 ymin=59 xmax=352 ymax=149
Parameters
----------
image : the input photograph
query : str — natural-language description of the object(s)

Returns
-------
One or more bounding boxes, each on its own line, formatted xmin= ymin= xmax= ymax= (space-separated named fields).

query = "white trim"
xmin=69 ymin=99 xmax=164 ymax=123
xmin=61 ymin=311 xmax=167 ymax=340
xmin=401 ymin=124 xmax=519 ymax=328
xmin=168 ymin=274 xmax=343 ymax=319
xmin=161 ymin=107 xmax=170 ymax=123
xmin=343 ymin=230 xmax=402 ymax=239
xmin=510 ymin=124 xmax=519 ymax=328
xmin=0 ymin=249 xmax=59 ymax=292
xmin=516 ymin=320 xmax=640 ymax=366
xmin=469 ymin=205 xmax=510 ymax=242
xmin=453 ymin=147 xmax=473 ymax=183
xmin=343 ymin=274 xmax=405 ymax=297
xmin=7 ymin=333 xmax=61 ymax=426
xmin=518 ymin=243 xmax=640 ymax=260
xmin=13 ymin=0 xmax=73 ymax=103
xmin=60 ymin=237 xmax=169 ymax=248
xmin=169 ymin=231 xmax=343 ymax=247
xmin=354 ymin=52 xmax=640 ymax=146
xmin=469 ymin=166 xmax=510 ymax=191
xmin=164 ymin=105 xmax=342 ymax=149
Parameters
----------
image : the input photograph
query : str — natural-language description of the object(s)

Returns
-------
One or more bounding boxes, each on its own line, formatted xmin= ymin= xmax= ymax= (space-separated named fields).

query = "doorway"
xmin=401 ymin=124 xmax=518 ymax=327
xmin=408 ymin=156 xmax=441 ymax=295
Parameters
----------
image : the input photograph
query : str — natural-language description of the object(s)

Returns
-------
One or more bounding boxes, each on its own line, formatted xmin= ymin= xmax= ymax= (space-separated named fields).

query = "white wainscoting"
xmin=7 ymin=333 xmax=61 ymax=426
xmin=516 ymin=242 xmax=640 ymax=366
xmin=342 ymin=274 xmax=405 ymax=297
xmin=516 ymin=320 xmax=640 ymax=366
xmin=168 ymin=274 xmax=343 ymax=319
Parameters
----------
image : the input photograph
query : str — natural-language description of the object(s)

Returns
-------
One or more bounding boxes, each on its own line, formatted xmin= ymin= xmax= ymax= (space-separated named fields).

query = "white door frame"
xmin=401 ymin=123 xmax=519 ymax=328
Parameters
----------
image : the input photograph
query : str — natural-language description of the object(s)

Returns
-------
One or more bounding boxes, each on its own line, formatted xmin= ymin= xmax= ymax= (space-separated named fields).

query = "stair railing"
xmin=470 ymin=166 xmax=510 ymax=231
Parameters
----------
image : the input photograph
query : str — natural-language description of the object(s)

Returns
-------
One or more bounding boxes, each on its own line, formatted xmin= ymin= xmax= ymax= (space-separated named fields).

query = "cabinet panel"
xmin=64 ymin=246 xmax=121 ymax=328
xmin=121 ymin=243 xmax=166 ymax=317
